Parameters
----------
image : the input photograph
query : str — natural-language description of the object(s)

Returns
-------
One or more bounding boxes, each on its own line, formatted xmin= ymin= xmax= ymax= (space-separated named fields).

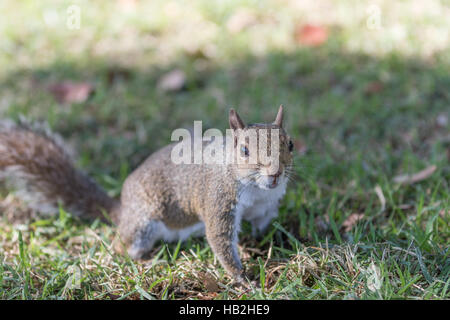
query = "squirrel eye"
xmin=240 ymin=146 xmax=249 ymax=157
xmin=288 ymin=140 xmax=294 ymax=152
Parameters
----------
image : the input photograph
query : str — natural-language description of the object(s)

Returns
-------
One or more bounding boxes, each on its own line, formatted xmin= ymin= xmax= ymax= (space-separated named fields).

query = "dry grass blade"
xmin=393 ymin=165 xmax=437 ymax=185
xmin=374 ymin=185 xmax=386 ymax=212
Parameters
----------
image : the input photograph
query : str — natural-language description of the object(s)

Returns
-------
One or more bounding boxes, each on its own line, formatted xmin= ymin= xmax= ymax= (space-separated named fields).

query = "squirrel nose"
xmin=270 ymin=170 xmax=282 ymax=178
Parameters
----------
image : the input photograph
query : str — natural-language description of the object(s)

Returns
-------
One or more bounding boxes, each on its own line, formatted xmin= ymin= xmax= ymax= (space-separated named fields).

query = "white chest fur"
xmin=234 ymin=176 xmax=287 ymax=234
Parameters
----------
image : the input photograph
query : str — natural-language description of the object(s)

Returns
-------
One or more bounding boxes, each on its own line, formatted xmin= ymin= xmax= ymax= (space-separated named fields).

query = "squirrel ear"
xmin=229 ymin=108 xmax=245 ymax=130
xmin=274 ymin=104 xmax=284 ymax=127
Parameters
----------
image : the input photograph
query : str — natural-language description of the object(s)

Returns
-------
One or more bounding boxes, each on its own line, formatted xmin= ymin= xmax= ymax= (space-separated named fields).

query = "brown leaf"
xmin=157 ymin=69 xmax=186 ymax=92
xmin=107 ymin=68 xmax=131 ymax=86
xmin=294 ymin=139 xmax=307 ymax=155
xmin=393 ymin=165 xmax=437 ymax=185
xmin=295 ymin=24 xmax=328 ymax=47
xmin=48 ymin=81 xmax=94 ymax=104
xmin=365 ymin=81 xmax=384 ymax=95
xmin=342 ymin=213 xmax=364 ymax=232
xmin=201 ymin=274 xmax=219 ymax=293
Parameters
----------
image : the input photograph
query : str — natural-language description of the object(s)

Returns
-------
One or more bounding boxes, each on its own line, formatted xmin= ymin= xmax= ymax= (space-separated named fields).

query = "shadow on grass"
xmin=0 ymin=46 xmax=449 ymax=294
xmin=1 ymin=47 xmax=448 ymax=168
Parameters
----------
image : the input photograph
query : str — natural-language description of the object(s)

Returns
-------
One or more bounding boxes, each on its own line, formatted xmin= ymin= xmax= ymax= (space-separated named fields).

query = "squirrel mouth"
xmin=268 ymin=175 xmax=279 ymax=188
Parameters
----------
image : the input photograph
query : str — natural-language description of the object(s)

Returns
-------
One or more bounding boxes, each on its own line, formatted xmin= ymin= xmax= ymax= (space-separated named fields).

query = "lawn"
xmin=0 ymin=0 xmax=449 ymax=299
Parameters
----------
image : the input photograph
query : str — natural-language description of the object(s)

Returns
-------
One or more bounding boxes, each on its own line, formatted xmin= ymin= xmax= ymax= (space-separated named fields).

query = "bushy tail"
xmin=0 ymin=119 xmax=119 ymax=222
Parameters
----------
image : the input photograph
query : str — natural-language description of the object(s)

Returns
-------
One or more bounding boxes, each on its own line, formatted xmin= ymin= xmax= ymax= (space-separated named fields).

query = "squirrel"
xmin=0 ymin=105 xmax=294 ymax=284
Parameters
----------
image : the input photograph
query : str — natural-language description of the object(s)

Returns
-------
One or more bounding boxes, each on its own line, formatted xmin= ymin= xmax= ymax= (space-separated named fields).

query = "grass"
xmin=0 ymin=0 xmax=449 ymax=299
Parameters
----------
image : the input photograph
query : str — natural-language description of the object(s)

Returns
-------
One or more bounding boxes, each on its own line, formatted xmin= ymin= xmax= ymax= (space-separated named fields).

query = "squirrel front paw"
xmin=232 ymin=271 xmax=260 ymax=290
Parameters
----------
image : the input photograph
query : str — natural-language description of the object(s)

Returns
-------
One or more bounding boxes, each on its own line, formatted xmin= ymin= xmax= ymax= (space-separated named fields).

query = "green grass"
xmin=0 ymin=0 xmax=449 ymax=299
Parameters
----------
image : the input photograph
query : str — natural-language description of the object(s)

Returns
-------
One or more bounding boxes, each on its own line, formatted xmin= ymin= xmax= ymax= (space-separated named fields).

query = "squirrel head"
xmin=229 ymin=105 xmax=294 ymax=190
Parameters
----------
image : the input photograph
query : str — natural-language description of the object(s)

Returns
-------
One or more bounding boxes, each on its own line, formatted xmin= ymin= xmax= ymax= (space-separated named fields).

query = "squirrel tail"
xmin=0 ymin=119 xmax=120 ymax=223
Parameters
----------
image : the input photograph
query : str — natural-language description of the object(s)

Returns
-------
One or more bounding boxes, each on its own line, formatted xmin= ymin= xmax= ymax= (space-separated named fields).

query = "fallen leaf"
xmin=393 ymin=165 xmax=437 ymax=185
xmin=107 ymin=68 xmax=131 ymax=86
xmin=294 ymin=139 xmax=307 ymax=155
xmin=201 ymin=274 xmax=219 ymax=293
xmin=295 ymin=24 xmax=328 ymax=47
xmin=365 ymin=81 xmax=384 ymax=95
xmin=48 ymin=81 xmax=94 ymax=104
xmin=157 ymin=69 xmax=186 ymax=92
xmin=342 ymin=213 xmax=364 ymax=232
